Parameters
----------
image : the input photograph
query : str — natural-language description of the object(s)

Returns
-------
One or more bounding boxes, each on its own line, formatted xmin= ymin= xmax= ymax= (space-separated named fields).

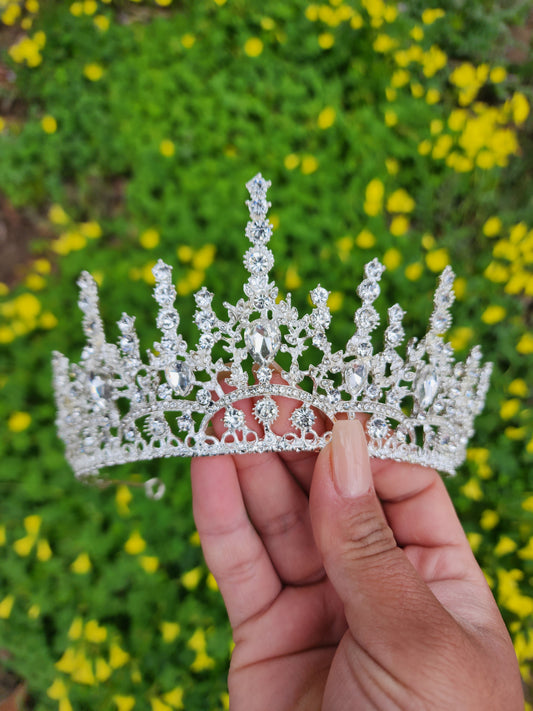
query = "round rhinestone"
xmin=177 ymin=414 xmax=193 ymax=430
xmin=196 ymin=389 xmax=212 ymax=406
xmin=291 ymin=405 xmax=315 ymax=432
xmin=365 ymin=259 xmax=385 ymax=280
xmin=357 ymin=279 xmax=380 ymax=302
xmin=154 ymin=284 xmax=175 ymax=306
xmin=157 ymin=310 xmax=179 ymax=331
xmin=199 ymin=333 xmax=215 ymax=350
xmin=158 ymin=383 xmax=172 ymax=400
xmin=253 ymin=397 xmax=279 ymax=425
xmin=194 ymin=287 xmax=213 ymax=309
xmin=195 ymin=310 xmax=215 ymax=332
xmin=152 ymin=261 xmax=172 ymax=281
xmin=256 ymin=366 xmax=272 ymax=384
xmin=245 ymin=220 xmax=273 ymax=243
xmin=355 ymin=307 xmax=379 ymax=331
xmin=224 ymin=407 xmax=246 ymax=432
xmin=150 ymin=416 xmax=166 ymax=437
xmin=367 ymin=416 xmax=388 ymax=440
xmin=311 ymin=309 xmax=331 ymax=329
xmin=120 ymin=334 xmax=135 ymax=354
xmin=310 ymin=286 xmax=329 ymax=306
xmin=357 ymin=341 xmax=373 ymax=357
xmin=386 ymin=325 xmax=404 ymax=346
xmin=244 ymin=247 xmax=274 ymax=275
xmin=118 ymin=313 xmax=135 ymax=333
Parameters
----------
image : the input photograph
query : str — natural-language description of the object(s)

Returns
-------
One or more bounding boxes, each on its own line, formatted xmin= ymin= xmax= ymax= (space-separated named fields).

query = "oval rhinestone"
xmin=165 ymin=362 xmax=193 ymax=396
xmin=245 ymin=321 xmax=281 ymax=365
xmin=345 ymin=363 xmax=367 ymax=395
xmin=415 ymin=370 xmax=439 ymax=409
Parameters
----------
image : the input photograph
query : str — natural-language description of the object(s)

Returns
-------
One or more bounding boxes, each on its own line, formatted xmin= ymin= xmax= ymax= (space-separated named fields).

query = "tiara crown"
xmin=52 ymin=174 xmax=492 ymax=491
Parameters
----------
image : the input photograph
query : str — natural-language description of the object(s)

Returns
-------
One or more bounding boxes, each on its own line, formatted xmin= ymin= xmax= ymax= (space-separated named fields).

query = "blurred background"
xmin=0 ymin=1 xmax=532 ymax=709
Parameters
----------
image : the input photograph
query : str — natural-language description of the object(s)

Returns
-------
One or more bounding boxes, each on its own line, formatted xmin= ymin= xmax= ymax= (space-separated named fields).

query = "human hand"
xmin=191 ymin=397 xmax=523 ymax=710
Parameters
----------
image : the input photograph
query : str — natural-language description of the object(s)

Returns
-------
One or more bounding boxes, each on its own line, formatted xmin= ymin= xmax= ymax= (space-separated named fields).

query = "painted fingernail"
xmin=331 ymin=420 xmax=372 ymax=498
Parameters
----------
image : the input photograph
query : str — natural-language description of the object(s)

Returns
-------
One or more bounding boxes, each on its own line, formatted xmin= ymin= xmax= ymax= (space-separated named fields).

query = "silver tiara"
xmin=52 ymin=174 xmax=492 ymax=489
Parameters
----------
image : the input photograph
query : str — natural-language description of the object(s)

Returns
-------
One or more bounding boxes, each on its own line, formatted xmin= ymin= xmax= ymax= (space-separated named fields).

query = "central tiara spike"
xmin=52 ymin=174 xmax=492 ymax=492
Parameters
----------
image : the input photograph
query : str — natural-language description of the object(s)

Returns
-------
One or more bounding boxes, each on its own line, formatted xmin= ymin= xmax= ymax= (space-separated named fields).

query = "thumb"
xmin=309 ymin=419 xmax=449 ymax=660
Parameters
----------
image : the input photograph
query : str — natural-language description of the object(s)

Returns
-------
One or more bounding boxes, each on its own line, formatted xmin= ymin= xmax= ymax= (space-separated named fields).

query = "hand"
xmin=191 ymin=396 xmax=523 ymax=710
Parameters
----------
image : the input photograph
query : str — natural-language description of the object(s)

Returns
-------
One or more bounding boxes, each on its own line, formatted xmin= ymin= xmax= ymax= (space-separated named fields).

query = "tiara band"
xmin=52 ymin=174 xmax=492 ymax=493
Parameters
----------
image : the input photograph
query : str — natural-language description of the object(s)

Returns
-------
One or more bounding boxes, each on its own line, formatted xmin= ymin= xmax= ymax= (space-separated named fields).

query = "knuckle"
xmin=342 ymin=507 xmax=397 ymax=562
xmin=257 ymin=507 xmax=306 ymax=539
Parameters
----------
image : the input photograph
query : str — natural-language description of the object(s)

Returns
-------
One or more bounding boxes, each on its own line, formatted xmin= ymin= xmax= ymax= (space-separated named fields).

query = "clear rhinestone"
xmin=311 ymin=309 xmax=331 ymax=329
xmin=245 ymin=220 xmax=273 ymax=244
xmin=327 ymin=388 xmax=342 ymax=405
xmin=199 ymin=333 xmax=215 ymax=350
xmin=256 ymin=366 xmax=272 ymax=384
xmin=244 ymin=247 xmax=273 ymax=274
xmin=82 ymin=435 xmax=95 ymax=453
xmin=152 ymin=260 xmax=172 ymax=281
xmin=415 ymin=369 xmax=439 ymax=408
xmin=195 ymin=310 xmax=215 ymax=331
xmin=247 ymin=174 xmax=270 ymax=194
xmin=386 ymin=325 xmax=404 ymax=346
xmin=120 ymin=334 xmax=135 ymax=354
xmin=154 ymin=284 xmax=175 ymax=306
xmin=433 ymin=400 xmax=444 ymax=414
xmin=388 ymin=304 xmax=405 ymax=323
xmin=312 ymin=332 xmax=327 ymax=348
xmin=81 ymin=346 xmax=94 ymax=361
xmin=245 ymin=320 xmax=281 ymax=364
xmin=157 ymin=310 xmax=179 ymax=331
xmin=196 ymin=389 xmax=212 ymax=406
xmin=224 ymin=407 xmax=246 ymax=432
xmin=431 ymin=313 xmax=452 ymax=333
xmin=177 ymin=414 xmax=193 ymax=430
xmin=355 ymin=307 xmax=379 ymax=331
xmin=157 ymin=383 xmax=172 ymax=400
xmin=357 ymin=341 xmax=373 ymax=357
xmin=366 ymin=384 xmax=380 ymax=400
xmin=357 ymin=279 xmax=380 ymax=302
xmin=365 ymin=259 xmax=385 ymax=280
xmin=118 ymin=313 xmax=135 ymax=333
xmin=88 ymin=373 xmax=112 ymax=409
xmin=150 ymin=416 xmax=166 ymax=437
xmin=367 ymin=416 xmax=388 ymax=440
xmin=165 ymin=362 xmax=193 ymax=396
xmin=247 ymin=198 xmax=269 ymax=217
xmin=291 ymin=405 xmax=315 ymax=431
xmin=253 ymin=397 xmax=279 ymax=425
xmin=310 ymin=285 xmax=329 ymax=306
xmin=124 ymin=428 xmax=136 ymax=442
xmin=160 ymin=336 xmax=178 ymax=353
xmin=194 ymin=287 xmax=213 ymax=309
xmin=345 ymin=363 xmax=367 ymax=395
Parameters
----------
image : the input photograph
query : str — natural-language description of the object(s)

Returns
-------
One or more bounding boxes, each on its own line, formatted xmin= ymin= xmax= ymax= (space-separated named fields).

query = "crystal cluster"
xmin=52 ymin=174 xmax=492 ymax=487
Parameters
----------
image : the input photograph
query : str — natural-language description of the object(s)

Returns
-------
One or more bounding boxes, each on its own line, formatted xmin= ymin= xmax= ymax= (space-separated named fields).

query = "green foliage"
xmin=0 ymin=0 xmax=532 ymax=708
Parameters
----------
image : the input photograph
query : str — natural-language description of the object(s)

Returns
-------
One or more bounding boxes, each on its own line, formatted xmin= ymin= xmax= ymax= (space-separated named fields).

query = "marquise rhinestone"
xmin=245 ymin=320 xmax=281 ymax=364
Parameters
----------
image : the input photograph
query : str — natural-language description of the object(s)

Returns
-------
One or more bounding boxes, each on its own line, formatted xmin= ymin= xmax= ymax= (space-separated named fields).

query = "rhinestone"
xmin=366 ymin=384 xmax=380 ymax=400
xmin=312 ymin=332 xmax=327 ymax=348
xmin=199 ymin=333 xmax=215 ymax=350
xmin=194 ymin=287 xmax=213 ymax=309
xmin=158 ymin=383 xmax=172 ymax=400
xmin=248 ymin=198 xmax=269 ymax=217
xmin=311 ymin=309 xmax=331 ymax=329
xmin=245 ymin=320 xmax=281 ymax=364
xmin=433 ymin=400 xmax=444 ymax=414
xmin=431 ymin=313 xmax=452 ymax=333
xmin=256 ymin=366 xmax=272 ymax=384
xmin=160 ymin=337 xmax=178 ymax=353
xmin=157 ymin=310 xmax=179 ymax=331
xmin=196 ymin=389 xmax=212 ymax=406
xmin=415 ymin=370 xmax=439 ymax=408
xmin=82 ymin=435 xmax=95 ymax=452
xmin=365 ymin=259 xmax=385 ymax=280
xmin=224 ymin=407 xmax=246 ymax=432
xmin=118 ymin=314 xmax=135 ymax=333
xmin=120 ymin=334 xmax=135 ymax=354
xmin=357 ymin=341 xmax=373 ymax=357
xmin=152 ymin=261 xmax=172 ymax=281
xmin=124 ymin=428 xmax=136 ymax=442
xmin=150 ymin=416 xmax=166 ymax=437
xmin=253 ymin=397 xmax=279 ymax=425
xmin=165 ymin=362 xmax=193 ymax=396
xmin=244 ymin=247 xmax=273 ymax=275
xmin=88 ymin=373 xmax=112 ymax=409
xmin=177 ymin=414 xmax=193 ymax=430
xmin=345 ymin=363 xmax=367 ymax=395
xmin=291 ymin=405 xmax=315 ymax=431
xmin=154 ymin=284 xmax=175 ymax=306
xmin=81 ymin=346 xmax=94 ymax=361
xmin=395 ymin=428 xmax=407 ymax=442
xmin=327 ymin=388 xmax=342 ymax=405
xmin=357 ymin=279 xmax=380 ymax=302
xmin=388 ymin=304 xmax=405 ymax=323
xmin=367 ymin=417 xmax=388 ymax=440
xmin=310 ymin=285 xmax=329 ymax=306
xmin=195 ymin=310 xmax=215 ymax=331
xmin=386 ymin=325 xmax=404 ymax=346
xmin=355 ymin=307 xmax=379 ymax=331
xmin=245 ymin=220 xmax=273 ymax=243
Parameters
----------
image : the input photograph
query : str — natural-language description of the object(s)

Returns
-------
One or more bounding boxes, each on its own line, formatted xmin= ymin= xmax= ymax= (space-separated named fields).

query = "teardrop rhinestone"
xmin=165 ymin=362 xmax=193 ymax=396
xmin=345 ymin=363 xmax=367 ymax=395
xmin=245 ymin=321 xmax=281 ymax=365
xmin=415 ymin=370 xmax=439 ymax=409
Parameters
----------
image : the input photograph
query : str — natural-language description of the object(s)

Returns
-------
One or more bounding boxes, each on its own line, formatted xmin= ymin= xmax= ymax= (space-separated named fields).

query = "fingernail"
xmin=331 ymin=420 xmax=372 ymax=498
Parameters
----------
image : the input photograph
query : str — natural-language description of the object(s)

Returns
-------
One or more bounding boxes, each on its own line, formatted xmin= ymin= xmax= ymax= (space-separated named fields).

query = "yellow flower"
xmin=24 ymin=514 xmax=41 ymax=536
xmin=483 ymin=216 xmax=502 ymax=237
xmin=383 ymin=247 xmax=401 ymax=270
xmin=37 ymin=539 xmax=52 ymax=561
xmin=68 ymin=617 xmax=84 ymax=640
xmin=426 ymin=88 xmax=440 ymax=105
xmin=518 ymin=538 xmax=533 ymax=561
xmin=55 ymin=647 xmax=78 ymax=673
xmin=48 ymin=204 xmax=69 ymax=225
xmin=490 ymin=66 xmax=506 ymax=83
xmin=510 ymin=91 xmax=529 ymax=125
xmin=94 ymin=14 xmax=110 ymax=31
xmin=162 ymin=687 xmax=185 ymax=709
xmin=161 ymin=621 xmax=181 ymax=643
xmin=151 ymin=699 xmax=172 ymax=711
xmin=517 ymin=333 xmax=533 ymax=354
xmin=318 ymin=106 xmax=336 ymax=129
xmin=466 ymin=532 xmax=482 ymax=553
xmin=187 ymin=628 xmax=207 ymax=653
xmin=189 ymin=530 xmax=201 ymax=546
xmin=385 ymin=158 xmax=399 ymax=175
xmin=181 ymin=33 xmax=195 ymax=49
xmin=71 ymin=655 xmax=96 ymax=685
xmin=405 ymin=262 xmax=423 ymax=281
xmin=301 ymin=155 xmax=318 ymax=174
xmin=285 ymin=265 xmax=302 ymax=289
xmin=384 ymin=109 xmax=397 ymax=127
xmin=425 ymin=248 xmax=449 ymax=272
xmin=410 ymin=25 xmax=424 ymax=41
xmin=244 ymin=37 xmax=263 ymax=57
xmin=0 ymin=595 xmax=14 ymax=619
xmin=41 ymin=115 xmax=57 ymax=133
xmin=25 ymin=273 xmax=46 ymax=291
xmin=192 ymin=244 xmax=216 ymax=270
xmin=484 ymin=261 xmax=508 ymax=283
xmin=159 ymin=139 xmax=175 ymax=157
xmin=508 ymin=379 xmax=528 ymax=397
xmin=494 ymin=536 xmax=517 ymax=556
xmin=386 ymin=188 xmax=415 ymax=213
xmin=481 ymin=304 xmax=506 ymax=324
xmin=71 ymin=552 xmax=92 ymax=574
xmin=460 ymin=477 xmax=483 ymax=501
xmin=422 ymin=8 xmax=445 ymax=24
xmin=417 ymin=139 xmax=431 ymax=155
xmin=206 ymin=572 xmax=219 ymax=591
xmin=0 ymin=526 xmax=5 ymax=546
xmin=140 ymin=228 xmax=160 ymax=249
xmin=350 ymin=12 xmax=363 ymax=29
xmin=318 ymin=32 xmax=335 ymax=49
xmin=14 ymin=535 xmax=35 ymax=557
xmin=181 ymin=566 xmax=203 ymax=590
xmin=109 ymin=642 xmax=130 ymax=669
xmin=389 ymin=215 xmax=408 ymax=236
xmin=83 ymin=63 xmax=104 ymax=81
xmin=449 ymin=326 xmax=473 ymax=351
xmin=83 ymin=0 xmax=98 ymax=14
xmin=8 ymin=411 xmax=32 ymax=432
xmin=284 ymin=153 xmax=299 ymax=170
xmin=28 ymin=604 xmax=40 ymax=619
xmin=85 ymin=619 xmax=107 ymax=643
xmin=124 ymin=530 xmax=146 ymax=555
xmin=140 ymin=556 xmax=159 ymax=574
xmin=328 ymin=292 xmax=343 ymax=311
xmin=70 ymin=2 xmax=84 ymax=16
xmin=355 ymin=229 xmax=376 ymax=249
xmin=432 ymin=134 xmax=453 ymax=159
xmin=373 ymin=34 xmax=397 ymax=52
xmin=95 ymin=657 xmax=112 ymax=682
xmin=499 ymin=399 xmax=520 ymax=420
xmin=176 ymin=245 xmax=194 ymax=262
xmin=115 ymin=485 xmax=132 ymax=516
xmin=480 ymin=509 xmax=499 ymax=531
xmin=113 ymin=696 xmax=136 ymax=711
xmin=47 ymin=678 xmax=69 ymax=700
xmin=190 ymin=650 xmax=215 ymax=672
